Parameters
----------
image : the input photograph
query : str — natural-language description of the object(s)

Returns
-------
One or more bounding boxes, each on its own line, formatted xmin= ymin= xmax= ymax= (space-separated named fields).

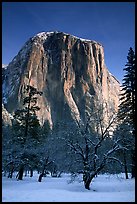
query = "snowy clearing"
xmin=2 ymin=172 xmax=135 ymax=202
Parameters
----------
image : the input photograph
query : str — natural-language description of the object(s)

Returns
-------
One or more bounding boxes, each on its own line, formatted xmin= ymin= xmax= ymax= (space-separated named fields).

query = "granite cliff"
xmin=2 ymin=31 xmax=120 ymax=127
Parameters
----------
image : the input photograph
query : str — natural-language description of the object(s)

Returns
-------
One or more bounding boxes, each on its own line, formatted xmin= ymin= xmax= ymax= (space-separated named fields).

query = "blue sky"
xmin=2 ymin=2 xmax=135 ymax=83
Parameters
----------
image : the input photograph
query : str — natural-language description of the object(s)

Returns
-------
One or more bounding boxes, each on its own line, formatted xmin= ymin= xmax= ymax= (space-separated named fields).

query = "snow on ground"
xmin=2 ymin=172 xmax=135 ymax=202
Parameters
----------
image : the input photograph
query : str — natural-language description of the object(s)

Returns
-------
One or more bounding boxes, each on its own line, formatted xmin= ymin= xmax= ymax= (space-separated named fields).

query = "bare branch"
xmin=67 ymin=140 xmax=85 ymax=160
xmin=107 ymin=157 xmax=124 ymax=166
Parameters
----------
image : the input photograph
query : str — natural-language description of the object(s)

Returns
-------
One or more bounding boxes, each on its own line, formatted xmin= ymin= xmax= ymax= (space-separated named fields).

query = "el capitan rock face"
xmin=2 ymin=31 xmax=120 ymax=127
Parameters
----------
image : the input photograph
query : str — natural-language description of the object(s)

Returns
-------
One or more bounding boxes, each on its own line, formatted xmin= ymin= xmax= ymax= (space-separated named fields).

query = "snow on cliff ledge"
xmin=33 ymin=31 xmax=103 ymax=46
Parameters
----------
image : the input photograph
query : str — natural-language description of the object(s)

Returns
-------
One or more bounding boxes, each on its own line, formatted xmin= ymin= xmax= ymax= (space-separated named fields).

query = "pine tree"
xmin=118 ymin=47 xmax=135 ymax=178
xmin=13 ymin=85 xmax=43 ymax=180
xmin=118 ymin=47 xmax=135 ymax=129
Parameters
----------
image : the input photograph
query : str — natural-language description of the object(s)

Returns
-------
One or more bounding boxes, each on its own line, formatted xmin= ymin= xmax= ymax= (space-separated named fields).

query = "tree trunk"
xmin=38 ymin=162 xmax=49 ymax=182
xmin=124 ymin=165 xmax=128 ymax=179
xmin=8 ymin=169 xmax=14 ymax=178
xmin=94 ymin=147 xmax=97 ymax=177
xmin=38 ymin=165 xmax=46 ymax=182
xmin=16 ymin=165 xmax=24 ymax=180
xmin=30 ymin=169 xmax=33 ymax=177
xmin=38 ymin=173 xmax=44 ymax=182
xmin=131 ymin=149 xmax=135 ymax=178
xmin=8 ymin=163 xmax=14 ymax=178
xmin=83 ymin=170 xmax=91 ymax=190
xmin=3 ymin=170 xmax=7 ymax=177
xmin=84 ymin=179 xmax=91 ymax=190
xmin=123 ymin=150 xmax=128 ymax=179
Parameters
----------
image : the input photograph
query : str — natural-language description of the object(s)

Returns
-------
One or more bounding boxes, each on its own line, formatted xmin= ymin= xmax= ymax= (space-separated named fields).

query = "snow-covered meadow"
xmin=2 ymin=172 xmax=135 ymax=202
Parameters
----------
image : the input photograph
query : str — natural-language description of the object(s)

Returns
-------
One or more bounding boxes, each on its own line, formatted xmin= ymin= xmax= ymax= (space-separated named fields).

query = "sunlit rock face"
xmin=2 ymin=31 xmax=120 ymax=127
xmin=2 ymin=104 xmax=12 ymax=126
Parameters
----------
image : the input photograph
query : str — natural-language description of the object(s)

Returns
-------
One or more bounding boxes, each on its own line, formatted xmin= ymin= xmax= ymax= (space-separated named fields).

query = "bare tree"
xmin=112 ymin=121 xmax=134 ymax=179
xmin=66 ymin=101 xmax=125 ymax=190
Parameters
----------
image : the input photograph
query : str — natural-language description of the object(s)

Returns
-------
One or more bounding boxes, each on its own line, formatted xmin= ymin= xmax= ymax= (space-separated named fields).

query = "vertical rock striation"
xmin=2 ymin=31 xmax=120 ymax=127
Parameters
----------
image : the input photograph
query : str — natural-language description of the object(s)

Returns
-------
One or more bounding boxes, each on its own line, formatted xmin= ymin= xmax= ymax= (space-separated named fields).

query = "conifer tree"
xmin=118 ymin=47 xmax=135 ymax=129
xmin=13 ymin=85 xmax=43 ymax=180
xmin=118 ymin=47 xmax=135 ymax=178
